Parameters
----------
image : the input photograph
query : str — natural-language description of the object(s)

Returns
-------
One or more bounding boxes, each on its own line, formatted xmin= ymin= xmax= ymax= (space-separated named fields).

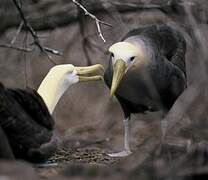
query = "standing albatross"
xmin=0 ymin=64 xmax=103 ymax=161
xmin=104 ymin=24 xmax=186 ymax=157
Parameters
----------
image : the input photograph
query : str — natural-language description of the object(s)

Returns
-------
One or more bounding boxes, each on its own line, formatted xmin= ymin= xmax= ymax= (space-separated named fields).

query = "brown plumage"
xmin=104 ymin=24 xmax=186 ymax=157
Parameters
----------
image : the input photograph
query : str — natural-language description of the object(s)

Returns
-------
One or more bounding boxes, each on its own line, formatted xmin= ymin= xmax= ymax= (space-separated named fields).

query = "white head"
xmin=108 ymin=41 xmax=146 ymax=96
xmin=109 ymin=42 xmax=145 ymax=72
xmin=37 ymin=64 xmax=103 ymax=114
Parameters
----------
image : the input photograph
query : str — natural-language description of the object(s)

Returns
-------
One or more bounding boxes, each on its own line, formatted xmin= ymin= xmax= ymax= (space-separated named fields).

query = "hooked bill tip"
xmin=110 ymin=88 xmax=116 ymax=97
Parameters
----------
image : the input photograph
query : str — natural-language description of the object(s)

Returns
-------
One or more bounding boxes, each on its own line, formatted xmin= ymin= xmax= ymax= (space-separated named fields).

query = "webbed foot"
xmin=108 ymin=150 xmax=132 ymax=157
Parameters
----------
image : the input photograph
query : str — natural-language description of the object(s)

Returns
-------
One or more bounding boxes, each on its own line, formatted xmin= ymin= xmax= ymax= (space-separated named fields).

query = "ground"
xmin=35 ymin=112 xmax=161 ymax=179
xmin=36 ymin=147 xmax=119 ymax=178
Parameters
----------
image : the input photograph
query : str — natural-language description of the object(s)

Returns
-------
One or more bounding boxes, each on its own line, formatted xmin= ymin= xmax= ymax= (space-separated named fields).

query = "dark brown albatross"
xmin=104 ymin=24 xmax=187 ymax=157
xmin=0 ymin=64 xmax=103 ymax=162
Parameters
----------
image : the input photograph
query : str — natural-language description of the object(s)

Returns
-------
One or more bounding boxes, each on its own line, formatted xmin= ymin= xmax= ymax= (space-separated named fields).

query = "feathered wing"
xmin=104 ymin=57 xmax=113 ymax=89
xmin=0 ymin=83 xmax=55 ymax=161
xmin=157 ymin=25 xmax=186 ymax=76
xmin=7 ymin=87 xmax=54 ymax=130
xmin=168 ymin=29 xmax=186 ymax=76
xmin=0 ymin=126 xmax=14 ymax=159
xmin=123 ymin=24 xmax=186 ymax=76
xmin=105 ymin=24 xmax=187 ymax=114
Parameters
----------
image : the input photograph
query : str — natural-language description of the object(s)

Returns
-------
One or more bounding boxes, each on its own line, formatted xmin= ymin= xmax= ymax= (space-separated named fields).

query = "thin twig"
xmin=43 ymin=47 xmax=63 ymax=56
xmin=0 ymin=44 xmax=33 ymax=52
xmin=11 ymin=21 xmax=24 ymax=45
xmin=11 ymin=0 xmax=63 ymax=64
xmin=72 ymin=0 xmax=112 ymax=42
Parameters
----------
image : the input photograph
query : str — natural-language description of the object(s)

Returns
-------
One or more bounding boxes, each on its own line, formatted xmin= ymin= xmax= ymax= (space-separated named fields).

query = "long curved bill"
xmin=110 ymin=59 xmax=126 ymax=97
xmin=75 ymin=64 xmax=104 ymax=82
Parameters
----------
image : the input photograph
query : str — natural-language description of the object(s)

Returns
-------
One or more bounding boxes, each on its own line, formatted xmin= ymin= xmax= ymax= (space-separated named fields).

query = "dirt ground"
xmin=36 ymin=147 xmax=119 ymax=178
xmin=35 ymin=112 xmax=161 ymax=179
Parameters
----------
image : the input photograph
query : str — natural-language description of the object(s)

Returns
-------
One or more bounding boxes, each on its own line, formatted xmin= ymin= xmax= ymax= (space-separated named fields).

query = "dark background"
xmin=0 ymin=0 xmax=208 ymax=179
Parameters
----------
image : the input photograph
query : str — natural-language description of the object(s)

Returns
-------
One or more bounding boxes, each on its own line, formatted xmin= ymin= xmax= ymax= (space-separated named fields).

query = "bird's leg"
xmin=156 ymin=112 xmax=167 ymax=155
xmin=161 ymin=111 xmax=168 ymax=141
xmin=124 ymin=117 xmax=131 ymax=152
xmin=161 ymin=119 xmax=167 ymax=140
xmin=108 ymin=117 xmax=132 ymax=157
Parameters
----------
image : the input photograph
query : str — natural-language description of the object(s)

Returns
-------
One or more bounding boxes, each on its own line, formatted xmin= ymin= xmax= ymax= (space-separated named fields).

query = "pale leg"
xmin=161 ymin=119 xmax=167 ymax=139
xmin=161 ymin=110 xmax=168 ymax=141
xmin=108 ymin=117 xmax=132 ymax=157
xmin=156 ymin=115 xmax=167 ymax=155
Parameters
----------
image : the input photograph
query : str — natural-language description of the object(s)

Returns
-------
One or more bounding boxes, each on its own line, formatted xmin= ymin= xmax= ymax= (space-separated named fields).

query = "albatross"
xmin=104 ymin=24 xmax=186 ymax=157
xmin=0 ymin=64 xmax=103 ymax=161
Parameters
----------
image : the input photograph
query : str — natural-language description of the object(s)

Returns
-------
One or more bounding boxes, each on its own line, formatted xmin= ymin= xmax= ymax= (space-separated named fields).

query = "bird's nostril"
xmin=110 ymin=53 xmax=114 ymax=58
xmin=130 ymin=56 xmax=135 ymax=61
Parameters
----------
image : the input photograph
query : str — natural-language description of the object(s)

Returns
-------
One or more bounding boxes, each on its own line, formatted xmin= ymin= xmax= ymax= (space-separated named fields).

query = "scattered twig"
xmin=0 ymin=21 xmax=30 ymax=53
xmin=43 ymin=46 xmax=63 ymax=56
xmin=11 ymin=21 xmax=24 ymax=45
xmin=0 ymin=44 xmax=33 ymax=52
xmin=72 ymin=0 xmax=112 ymax=42
xmin=11 ymin=0 xmax=63 ymax=64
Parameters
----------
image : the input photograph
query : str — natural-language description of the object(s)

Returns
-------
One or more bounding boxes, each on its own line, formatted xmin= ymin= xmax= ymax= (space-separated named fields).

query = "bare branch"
xmin=95 ymin=20 xmax=106 ymax=42
xmin=72 ymin=0 xmax=112 ymax=42
xmin=11 ymin=21 xmax=24 ymax=45
xmin=43 ymin=47 xmax=63 ymax=56
xmin=11 ymin=0 xmax=63 ymax=64
xmin=0 ymin=44 xmax=33 ymax=52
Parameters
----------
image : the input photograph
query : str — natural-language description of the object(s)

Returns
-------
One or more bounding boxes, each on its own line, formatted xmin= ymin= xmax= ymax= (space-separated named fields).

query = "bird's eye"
xmin=110 ymin=53 xmax=114 ymax=58
xmin=130 ymin=56 xmax=135 ymax=61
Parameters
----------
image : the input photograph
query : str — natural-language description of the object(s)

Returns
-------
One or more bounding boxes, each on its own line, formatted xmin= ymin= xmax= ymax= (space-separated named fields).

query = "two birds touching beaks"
xmin=39 ymin=24 xmax=187 ymax=158
xmin=0 ymin=24 xmax=186 ymax=160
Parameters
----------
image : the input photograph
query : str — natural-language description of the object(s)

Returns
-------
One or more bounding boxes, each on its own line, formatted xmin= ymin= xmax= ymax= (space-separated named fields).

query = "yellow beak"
xmin=110 ymin=59 xmax=126 ymax=97
xmin=75 ymin=64 xmax=104 ymax=82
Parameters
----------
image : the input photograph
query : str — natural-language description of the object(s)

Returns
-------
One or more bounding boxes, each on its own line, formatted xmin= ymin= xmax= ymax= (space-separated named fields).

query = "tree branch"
xmin=0 ymin=44 xmax=33 ymax=52
xmin=11 ymin=21 xmax=24 ymax=45
xmin=72 ymin=0 xmax=112 ymax=42
xmin=11 ymin=0 xmax=63 ymax=64
xmin=0 ymin=0 xmax=196 ymax=34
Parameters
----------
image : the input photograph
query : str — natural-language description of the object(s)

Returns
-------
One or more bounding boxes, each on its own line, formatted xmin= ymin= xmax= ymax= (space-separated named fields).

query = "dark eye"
xmin=130 ymin=56 xmax=135 ymax=61
xmin=110 ymin=53 xmax=114 ymax=58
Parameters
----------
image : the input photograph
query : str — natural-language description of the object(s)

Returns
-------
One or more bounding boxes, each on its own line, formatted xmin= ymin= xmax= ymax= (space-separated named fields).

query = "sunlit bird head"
xmin=38 ymin=64 xmax=104 ymax=114
xmin=49 ymin=64 xmax=104 ymax=85
xmin=108 ymin=41 xmax=145 ymax=97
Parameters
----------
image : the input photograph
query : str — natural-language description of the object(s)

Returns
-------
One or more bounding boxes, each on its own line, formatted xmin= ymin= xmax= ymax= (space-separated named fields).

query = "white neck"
xmin=37 ymin=67 xmax=78 ymax=114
